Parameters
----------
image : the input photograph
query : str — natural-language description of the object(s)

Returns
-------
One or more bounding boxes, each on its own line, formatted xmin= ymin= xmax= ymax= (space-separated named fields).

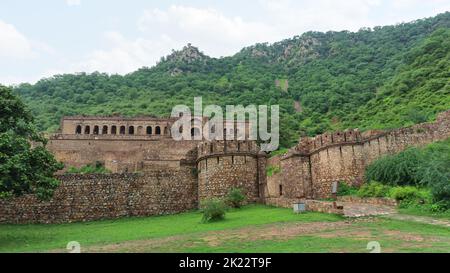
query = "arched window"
xmin=75 ymin=125 xmax=82 ymax=134
xmin=120 ymin=126 xmax=126 ymax=135
xmin=211 ymin=125 xmax=216 ymax=134
xmin=111 ymin=126 xmax=117 ymax=135
xmin=84 ymin=126 xmax=91 ymax=135
xmin=155 ymin=126 xmax=161 ymax=135
xmin=191 ymin=128 xmax=200 ymax=137
xmin=93 ymin=126 xmax=100 ymax=135
xmin=102 ymin=126 xmax=108 ymax=135
xmin=129 ymin=126 xmax=135 ymax=135
xmin=146 ymin=126 xmax=152 ymax=135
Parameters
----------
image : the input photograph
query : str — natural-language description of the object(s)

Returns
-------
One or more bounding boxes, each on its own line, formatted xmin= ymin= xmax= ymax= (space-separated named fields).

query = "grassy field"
xmin=1 ymin=205 xmax=449 ymax=253
xmin=398 ymin=207 xmax=450 ymax=219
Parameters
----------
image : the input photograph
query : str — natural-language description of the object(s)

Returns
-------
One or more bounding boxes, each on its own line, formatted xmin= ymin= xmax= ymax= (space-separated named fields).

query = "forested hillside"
xmin=12 ymin=12 xmax=450 ymax=148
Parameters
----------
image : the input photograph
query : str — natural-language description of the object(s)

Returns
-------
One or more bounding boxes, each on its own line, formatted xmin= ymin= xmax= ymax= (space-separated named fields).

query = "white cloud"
xmin=138 ymin=5 xmax=277 ymax=57
xmin=259 ymin=0 xmax=381 ymax=34
xmin=4 ymin=1 xmax=449 ymax=84
xmin=64 ymin=1 xmax=450 ymax=78
xmin=72 ymin=31 xmax=180 ymax=74
xmin=66 ymin=0 xmax=81 ymax=7
xmin=0 ymin=20 xmax=34 ymax=59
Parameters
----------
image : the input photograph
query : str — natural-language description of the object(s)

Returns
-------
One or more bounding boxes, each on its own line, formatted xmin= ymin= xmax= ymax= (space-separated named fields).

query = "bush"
xmin=226 ymin=188 xmax=246 ymax=208
xmin=416 ymin=140 xmax=450 ymax=209
xmin=337 ymin=181 xmax=359 ymax=196
xmin=365 ymin=147 xmax=423 ymax=186
xmin=364 ymin=139 xmax=450 ymax=209
xmin=357 ymin=182 xmax=391 ymax=198
xmin=66 ymin=161 xmax=110 ymax=174
xmin=388 ymin=186 xmax=432 ymax=207
xmin=201 ymin=198 xmax=227 ymax=223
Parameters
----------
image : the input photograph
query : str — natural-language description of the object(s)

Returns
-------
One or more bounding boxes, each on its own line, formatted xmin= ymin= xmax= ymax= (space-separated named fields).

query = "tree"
xmin=0 ymin=85 xmax=63 ymax=200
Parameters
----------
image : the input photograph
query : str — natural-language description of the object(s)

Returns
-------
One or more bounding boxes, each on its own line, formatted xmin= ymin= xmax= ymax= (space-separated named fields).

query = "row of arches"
xmin=75 ymin=125 xmax=168 ymax=136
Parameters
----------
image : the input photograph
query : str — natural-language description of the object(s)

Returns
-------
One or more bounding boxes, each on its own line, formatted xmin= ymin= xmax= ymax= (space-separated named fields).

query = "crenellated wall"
xmin=266 ymin=110 xmax=450 ymax=199
xmin=2 ymin=111 xmax=449 ymax=224
xmin=197 ymin=141 xmax=265 ymax=203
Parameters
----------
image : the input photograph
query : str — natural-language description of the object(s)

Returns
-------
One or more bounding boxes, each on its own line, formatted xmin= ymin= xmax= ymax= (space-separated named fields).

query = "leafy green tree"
xmin=0 ymin=85 xmax=63 ymax=200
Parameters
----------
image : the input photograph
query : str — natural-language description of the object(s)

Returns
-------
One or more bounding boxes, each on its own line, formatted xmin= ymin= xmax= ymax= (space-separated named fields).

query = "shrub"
xmin=357 ymin=182 xmax=391 ymax=198
xmin=66 ymin=161 xmax=110 ymax=174
xmin=365 ymin=147 xmax=423 ymax=186
xmin=364 ymin=139 xmax=450 ymax=209
xmin=416 ymin=140 xmax=450 ymax=209
xmin=388 ymin=186 xmax=432 ymax=207
xmin=226 ymin=188 xmax=246 ymax=208
xmin=201 ymin=198 xmax=227 ymax=223
xmin=337 ymin=181 xmax=359 ymax=196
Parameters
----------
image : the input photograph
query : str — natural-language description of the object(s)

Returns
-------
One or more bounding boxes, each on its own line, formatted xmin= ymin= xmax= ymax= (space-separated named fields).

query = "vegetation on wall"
xmin=9 ymin=12 xmax=450 ymax=149
xmin=66 ymin=162 xmax=111 ymax=175
xmin=266 ymin=165 xmax=282 ymax=177
xmin=0 ymin=85 xmax=63 ymax=200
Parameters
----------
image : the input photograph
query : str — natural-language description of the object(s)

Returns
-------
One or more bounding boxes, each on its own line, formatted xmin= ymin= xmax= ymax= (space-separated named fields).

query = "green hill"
xmin=11 ymin=12 xmax=450 ymax=148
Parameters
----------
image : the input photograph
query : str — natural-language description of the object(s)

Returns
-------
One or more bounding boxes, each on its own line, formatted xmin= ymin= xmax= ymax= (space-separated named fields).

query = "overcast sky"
xmin=0 ymin=0 xmax=449 ymax=85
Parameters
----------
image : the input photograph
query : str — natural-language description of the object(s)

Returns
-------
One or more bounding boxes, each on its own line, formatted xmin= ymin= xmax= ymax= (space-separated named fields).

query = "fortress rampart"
xmin=0 ymin=169 xmax=198 ymax=224
xmin=1 ymin=111 xmax=449 ymax=224
xmin=197 ymin=141 xmax=265 ymax=203
xmin=265 ymin=110 xmax=450 ymax=199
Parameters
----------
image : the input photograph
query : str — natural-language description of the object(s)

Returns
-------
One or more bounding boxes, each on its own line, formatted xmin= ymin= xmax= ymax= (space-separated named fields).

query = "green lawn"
xmin=1 ymin=205 xmax=449 ymax=253
xmin=398 ymin=207 xmax=450 ymax=220
xmin=136 ymin=218 xmax=450 ymax=253
xmin=0 ymin=205 xmax=341 ymax=253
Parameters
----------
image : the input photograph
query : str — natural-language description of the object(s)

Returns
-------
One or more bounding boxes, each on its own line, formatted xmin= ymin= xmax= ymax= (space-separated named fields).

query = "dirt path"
xmin=48 ymin=215 xmax=449 ymax=253
xmin=80 ymin=219 xmax=368 ymax=253
xmin=341 ymin=202 xmax=397 ymax=217
xmin=385 ymin=214 xmax=450 ymax=228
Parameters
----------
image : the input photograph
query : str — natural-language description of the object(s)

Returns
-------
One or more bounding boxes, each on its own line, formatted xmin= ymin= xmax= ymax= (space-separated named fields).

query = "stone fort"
xmin=1 ymin=110 xmax=449 ymax=224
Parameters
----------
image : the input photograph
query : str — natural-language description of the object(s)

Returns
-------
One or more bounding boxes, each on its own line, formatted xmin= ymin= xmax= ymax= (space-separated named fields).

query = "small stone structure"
xmin=1 ymin=110 xmax=449 ymax=224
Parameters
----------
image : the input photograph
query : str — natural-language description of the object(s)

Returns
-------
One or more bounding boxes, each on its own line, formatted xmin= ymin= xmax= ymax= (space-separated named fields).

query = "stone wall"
xmin=265 ymin=110 xmax=450 ymax=200
xmin=265 ymin=198 xmax=344 ymax=215
xmin=197 ymin=141 xmax=263 ymax=203
xmin=46 ymin=136 xmax=199 ymax=173
xmin=337 ymin=196 xmax=398 ymax=207
xmin=0 ymin=166 xmax=198 ymax=224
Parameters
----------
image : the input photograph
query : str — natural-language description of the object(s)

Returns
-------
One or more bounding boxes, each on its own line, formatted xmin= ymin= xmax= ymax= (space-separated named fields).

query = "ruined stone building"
xmin=1 ymin=111 xmax=449 ymax=224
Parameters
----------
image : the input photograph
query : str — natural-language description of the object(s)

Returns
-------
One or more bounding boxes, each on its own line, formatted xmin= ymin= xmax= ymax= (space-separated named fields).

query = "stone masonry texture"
xmin=1 ymin=111 xmax=449 ymax=223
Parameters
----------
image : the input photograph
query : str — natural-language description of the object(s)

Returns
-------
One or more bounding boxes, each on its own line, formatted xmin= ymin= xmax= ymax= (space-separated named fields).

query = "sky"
xmin=0 ymin=0 xmax=449 ymax=85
